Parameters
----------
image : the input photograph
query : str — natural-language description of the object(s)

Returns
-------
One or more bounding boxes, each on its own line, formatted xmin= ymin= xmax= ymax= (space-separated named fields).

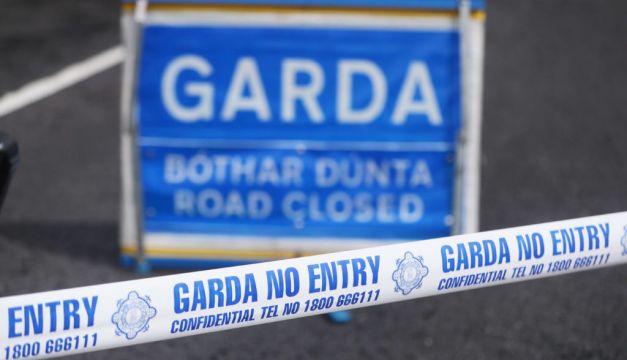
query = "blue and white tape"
xmin=2 ymin=212 xmax=626 ymax=359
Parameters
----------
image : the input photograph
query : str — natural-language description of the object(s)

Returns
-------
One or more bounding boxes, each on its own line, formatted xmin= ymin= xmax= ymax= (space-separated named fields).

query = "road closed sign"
xmin=120 ymin=0 xmax=486 ymax=268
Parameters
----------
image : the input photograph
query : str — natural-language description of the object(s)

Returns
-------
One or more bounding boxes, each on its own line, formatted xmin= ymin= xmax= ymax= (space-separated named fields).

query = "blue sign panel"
xmin=137 ymin=23 xmax=461 ymax=246
xmin=141 ymin=145 xmax=455 ymax=240
xmin=138 ymin=27 xmax=460 ymax=143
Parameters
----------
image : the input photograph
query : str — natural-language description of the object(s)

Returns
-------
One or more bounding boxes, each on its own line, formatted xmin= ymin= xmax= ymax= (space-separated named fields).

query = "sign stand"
xmin=131 ymin=0 xmax=151 ymax=273
xmin=121 ymin=0 xmax=150 ymax=272
xmin=120 ymin=0 xmax=486 ymax=270
xmin=453 ymin=0 xmax=471 ymax=235
xmin=453 ymin=0 xmax=484 ymax=236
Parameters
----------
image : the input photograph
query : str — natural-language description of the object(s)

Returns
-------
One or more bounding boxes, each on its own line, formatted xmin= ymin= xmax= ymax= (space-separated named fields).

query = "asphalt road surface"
xmin=1 ymin=1 xmax=626 ymax=359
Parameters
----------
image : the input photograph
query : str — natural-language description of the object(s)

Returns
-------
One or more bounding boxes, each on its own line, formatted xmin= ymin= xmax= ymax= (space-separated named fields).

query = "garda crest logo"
xmin=393 ymin=252 xmax=429 ymax=295
xmin=111 ymin=291 xmax=157 ymax=340
xmin=621 ymin=226 xmax=627 ymax=256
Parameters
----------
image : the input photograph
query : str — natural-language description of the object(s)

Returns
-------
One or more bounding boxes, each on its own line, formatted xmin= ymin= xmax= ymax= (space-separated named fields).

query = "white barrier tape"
xmin=1 ymin=212 xmax=627 ymax=359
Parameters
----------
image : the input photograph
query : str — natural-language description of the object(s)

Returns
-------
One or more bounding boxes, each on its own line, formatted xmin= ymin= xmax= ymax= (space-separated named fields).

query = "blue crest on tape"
xmin=111 ymin=291 xmax=157 ymax=340
xmin=393 ymin=251 xmax=429 ymax=295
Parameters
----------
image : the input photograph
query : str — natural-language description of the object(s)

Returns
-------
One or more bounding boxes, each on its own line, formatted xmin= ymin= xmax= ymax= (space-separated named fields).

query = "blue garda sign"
xmin=123 ymin=0 xmax=485 ymax=266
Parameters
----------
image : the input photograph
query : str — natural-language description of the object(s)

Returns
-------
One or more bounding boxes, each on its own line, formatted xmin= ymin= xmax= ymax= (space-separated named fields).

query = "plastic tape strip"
xmin=1 ymin=212 xmax=626 ymax=359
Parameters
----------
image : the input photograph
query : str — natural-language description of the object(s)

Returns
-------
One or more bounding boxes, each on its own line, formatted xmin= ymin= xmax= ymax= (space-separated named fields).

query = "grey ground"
xmin=0 ymin=0 xmax=626 ymax=359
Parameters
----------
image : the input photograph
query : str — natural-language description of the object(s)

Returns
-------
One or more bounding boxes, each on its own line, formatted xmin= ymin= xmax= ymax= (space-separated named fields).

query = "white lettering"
xmin=399 ymin=194 xmax=423 ymax=223
xmin=315 ymin=158 xmax=339 ymax=188
xmin=337 ymin=60 xmax=387 ymax=124
xmin=281 ymin=59 xmax=324 ymax=123
xmin=165 ymin=154 xmax=187 ymax=183
xmin=162 ymin=55 xmax=214 ymax=122
xmin=222 ymin=57 xmax=271 ymax=121
xmin=392 ymin=61 xmax=442 ymax=126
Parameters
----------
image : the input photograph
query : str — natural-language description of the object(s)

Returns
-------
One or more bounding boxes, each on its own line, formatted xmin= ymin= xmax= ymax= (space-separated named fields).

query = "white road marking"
xmin=0 ymin=45 xmax=124 ymax=118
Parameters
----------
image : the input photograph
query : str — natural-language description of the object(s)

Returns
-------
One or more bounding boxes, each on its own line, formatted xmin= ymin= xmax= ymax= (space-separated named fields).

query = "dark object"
xmin=0 ymin=133 xmax=19 ymax=213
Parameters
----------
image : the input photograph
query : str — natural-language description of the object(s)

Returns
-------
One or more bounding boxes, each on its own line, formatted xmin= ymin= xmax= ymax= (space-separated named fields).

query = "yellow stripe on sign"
xmin=121 ymin=3 xmax=486 ymax=21
xmin=121 ymin=246 xmax=319 ymax=260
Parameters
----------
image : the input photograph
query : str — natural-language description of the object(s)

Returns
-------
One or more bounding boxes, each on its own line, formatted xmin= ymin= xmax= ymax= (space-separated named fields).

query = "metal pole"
xmin=452 ymin=0 xmax=472 ymax=235
xmin=129 ymin=0 xmax=150 ymax=273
